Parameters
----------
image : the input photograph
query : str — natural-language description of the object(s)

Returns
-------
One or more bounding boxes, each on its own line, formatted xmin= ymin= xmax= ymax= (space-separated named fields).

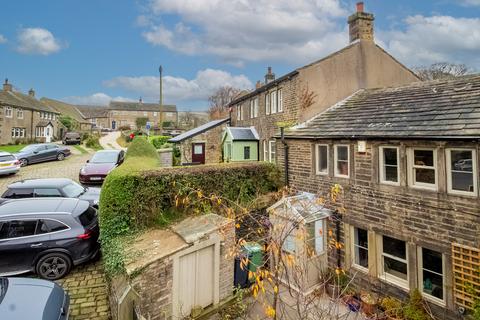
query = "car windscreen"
xmin=0 ymin=155 xmax=15 ymax=162
xmin=19 ymin=145 xmax=38 ymax=153
xmin=90 ymin=152 xmax=118 ymax=163
xmin=78 ymin=207 xmax=97 ymax=227
xmin=62 ymin=182 xmax=85 ymax=198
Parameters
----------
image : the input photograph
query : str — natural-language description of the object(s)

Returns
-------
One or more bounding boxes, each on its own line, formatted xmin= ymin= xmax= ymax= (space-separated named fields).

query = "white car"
xmin=0 ymin=151 xmax=21 ymax=176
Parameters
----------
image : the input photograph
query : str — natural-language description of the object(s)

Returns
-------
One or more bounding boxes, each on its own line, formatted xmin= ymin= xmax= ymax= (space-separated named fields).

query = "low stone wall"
xmin=157 ymin=148 xmax=173 ymax=167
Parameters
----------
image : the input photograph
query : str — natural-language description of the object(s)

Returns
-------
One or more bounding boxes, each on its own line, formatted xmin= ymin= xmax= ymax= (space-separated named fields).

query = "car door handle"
xmin=30 ymin=243 xmax=43 ymax=248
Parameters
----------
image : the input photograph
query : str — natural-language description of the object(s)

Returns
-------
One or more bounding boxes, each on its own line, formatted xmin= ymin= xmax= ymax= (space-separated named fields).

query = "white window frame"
xmin=270 ymin=91 xmax=277 ymax=114
xmin=278 ymin=89 xmax=283 ymax=112
xmin=408 ymin=148 xmax=438 ymax=191
xmin=306 ymin=219 xmax=325 ymax=256
xmin=250 ymin=99 xmax=258 ymax=118
xmin=269 ymin=140 xmax=276 ymax=163
xmin=417 ymin=247 xmax=446 ymax=306
xmin=379 ymin=146 xmax=400 ymax=186
xmin=351 ymin=226 xmax=369 ymax=272
xmin=153 ymin=112 xmax=158 ymax=116
xmin=446 ymin=148 xmax=477 ymax=196
xmin=334 ymin=144 xmax=350 ymax=178
xmin=263 ymin=140 xmax=268 ymax=162
xmin=265 ymin=94 xmax=271 ymax=115
xmin=240 ymin=105 xmax=244 ymax=121
xmin=16 ymin=108 xmax=24 ymax=119
xmin=315 ymin=144 xmax=329 ymax=175
xmin=378 ymin=235 xmax=409 ymax=289
xmin=236 ymin=105 xmax=241 ymax=120
xmin=5 ymin=106 xmax=12 ymax=118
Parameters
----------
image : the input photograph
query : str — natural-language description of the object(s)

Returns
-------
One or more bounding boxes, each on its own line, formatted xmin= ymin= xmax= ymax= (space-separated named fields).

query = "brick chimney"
xmin=255 ymin=80 xmax=263 ymax=89
xmin=264 ymin=67 xmax=275 ymax=84
xmin=139 ymin=97 xmax=143 ymax=104
xmin=28 ymin=88 xmax=35 ymax=97
xmin=3 ymin=79 xmax=12 ymax=92
xmin=348 ymin=2 xmax=374 ymax=43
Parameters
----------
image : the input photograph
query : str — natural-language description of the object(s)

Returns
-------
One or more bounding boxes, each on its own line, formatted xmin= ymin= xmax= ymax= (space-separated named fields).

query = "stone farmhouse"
xmin=41 ymin=98 xmax=93 ymax=132
xmin=279 ymin=75 xmax=480 ymax=318
xmin=229 ymin=2 xmax=419 ymax=164
xmin=0 ymin=79 xmax=61 ymax=145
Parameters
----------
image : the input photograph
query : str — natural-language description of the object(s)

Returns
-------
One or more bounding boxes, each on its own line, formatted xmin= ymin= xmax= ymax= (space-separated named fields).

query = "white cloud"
xmin=16 ymin=28 xmax=64 ymax=55
xmin=0 ymin=34 xmax=7 ymax=44
xmin=63 ymin=93 xmax=134 ymax=106
xmin=141 ymin=0 xmax=349 ymax=65
xmin=103 ymin=68 xmax=253 ymax=102
xmin=379 ymin=15 xmax=480 ymax=69
xmin=460 ymin=0 xmax=480 ymax=6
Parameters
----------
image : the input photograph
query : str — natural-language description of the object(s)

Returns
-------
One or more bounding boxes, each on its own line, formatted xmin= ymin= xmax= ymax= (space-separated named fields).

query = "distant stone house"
xmin=75 ymin=105 xmax=110 ymax=129
xmin=169 ymin=118 xmax=229 ymax=165
xmin=279 ymin=75 xmax=480 ymax=318
xmin=0 ymin=79 xmax=60 ymax=145
xmin=222 ymin=127 xmax=259 ymax=162
xmin=228 ymin=3 xmax=419 ymax=164
xmin=109 ymin=100 xmax=178 ymax=130
xmin=41 ymin=98 xmax=92 ymax=132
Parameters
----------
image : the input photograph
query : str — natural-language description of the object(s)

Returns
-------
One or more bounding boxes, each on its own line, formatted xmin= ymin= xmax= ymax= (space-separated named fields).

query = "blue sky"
xmin=1 ymin=0 xmax=480 ymax=111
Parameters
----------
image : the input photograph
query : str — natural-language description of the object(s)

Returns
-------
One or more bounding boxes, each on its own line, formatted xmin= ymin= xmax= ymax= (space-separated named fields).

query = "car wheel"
xmin=36 ymin=253 xmax=72 ymax=280
xmin=19 ymin=158 xmax=28 ymax=167
xmin=57 ymin=153 xmax=65 ymax=161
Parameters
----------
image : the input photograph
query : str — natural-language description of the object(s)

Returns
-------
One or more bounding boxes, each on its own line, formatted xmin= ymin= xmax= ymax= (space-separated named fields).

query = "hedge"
xmin=124 ymin=136 xmax=160 ymax=161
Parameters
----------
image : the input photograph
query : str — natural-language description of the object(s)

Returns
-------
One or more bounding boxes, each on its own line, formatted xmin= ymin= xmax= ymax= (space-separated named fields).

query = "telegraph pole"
xmin=159 ymin=65 xmax=163 ymax=135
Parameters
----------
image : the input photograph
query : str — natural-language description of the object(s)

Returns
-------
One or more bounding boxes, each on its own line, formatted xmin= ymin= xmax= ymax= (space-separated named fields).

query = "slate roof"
xmin=75 ymin=105 xmax=110 ymax=118
xmin=40 ymin=98 xmax=90 ymax=124
xmin=0 ymin=90 xmax=58 ymax=113
xmin=169 ymin=118 xmax=229 ymax=143
xmin=227 ymin=126 xmax=260 ymax=141
xmin=284 ymin=74 xmax=480 ymax=140
xmin=36 ymin=120 xmax=54 ymax=127
xmin=109 ymin=101 xmax=177 ymax=112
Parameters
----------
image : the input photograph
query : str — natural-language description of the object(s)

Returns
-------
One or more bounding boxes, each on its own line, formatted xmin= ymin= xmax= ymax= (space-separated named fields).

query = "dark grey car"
xmin=0 ymin=277 xmax=69 ymax=320
xmin=13 ymin=144 xmax=71 ymax=167
xmin=0 ymin=178 xmax=100 ymax=208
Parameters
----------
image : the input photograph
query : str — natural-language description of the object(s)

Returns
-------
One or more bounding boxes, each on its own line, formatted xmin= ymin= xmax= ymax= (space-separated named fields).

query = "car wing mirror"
xmin=86 ymin=160 xmax=90 ymax=163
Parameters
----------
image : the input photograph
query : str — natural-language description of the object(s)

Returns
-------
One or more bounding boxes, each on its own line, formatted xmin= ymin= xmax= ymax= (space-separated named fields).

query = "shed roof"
xmin=0 ymin=90 xmax=58 ymax=113
xmin=109 ymin=101 xmax=177 ymax=112
xmin=169 ymin=118 xmax=229 ymax=143
xmin=40 ymin=98 xmax=90 ymax=124
xmin=284 ymin=74 xmax=480 ymax=140
xmin=268 ymin=193 xmax=332 ymax=223
xmin=226 ymin=126 xmax=260 ymax=141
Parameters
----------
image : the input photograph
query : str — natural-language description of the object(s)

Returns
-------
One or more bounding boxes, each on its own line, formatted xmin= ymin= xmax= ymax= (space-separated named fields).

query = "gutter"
xmin=280 ymin=127 xmax=289 ymax=187
xmin=277 ymin=134 xmax=480 ymax=141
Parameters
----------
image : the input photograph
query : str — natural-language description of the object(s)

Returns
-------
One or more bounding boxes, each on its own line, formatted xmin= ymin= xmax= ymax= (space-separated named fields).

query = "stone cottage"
xmin=228 ymin=2 xmax=420 ymax=163
xmin=41 ymin=98 xmax=93 ymax=132
xmin=278 ymin=75 xmax=480 ymax=318
xmin=109 ymin=214 xmax=235 ymax=320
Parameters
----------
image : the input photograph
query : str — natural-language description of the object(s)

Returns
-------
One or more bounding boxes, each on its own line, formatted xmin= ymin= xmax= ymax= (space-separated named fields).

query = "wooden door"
xmin=191 ymin=143 xmax=205 ymax=164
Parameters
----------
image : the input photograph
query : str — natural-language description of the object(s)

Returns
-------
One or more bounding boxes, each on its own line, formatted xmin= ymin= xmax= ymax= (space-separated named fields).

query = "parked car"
xmin=79 ymin=149 xmax=125 ymax=185
xmin=62 ymin=131 xmax=81 ymax=145
xmin=0 ymin=198 xmax=100 ymax=280
xmin=0 ymin=178 xmax=100 ymax=208
xmin=0 ymin=277 xmax=69 ymax=320
xmin=13 ymin=144 xmax=71 ymax=167
xmin=0 ymin=152 xmax=21 ymax=176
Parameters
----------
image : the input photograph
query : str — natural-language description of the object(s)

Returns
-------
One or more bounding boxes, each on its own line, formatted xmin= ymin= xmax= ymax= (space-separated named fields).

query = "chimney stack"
xmin=139 ymin=97 xmax=143 ymax=103
xmin=3 ymin=79 xmax=12 ymax=92
xmin=255 ymin=80 xmax=263 ymax=89
xmin=265 ymin=67 xmax=275 ymax=84
xmin=348 ymin=2 xmax=374 ymax=43
xmin=28 ymin=88 xmax=35 ymax=97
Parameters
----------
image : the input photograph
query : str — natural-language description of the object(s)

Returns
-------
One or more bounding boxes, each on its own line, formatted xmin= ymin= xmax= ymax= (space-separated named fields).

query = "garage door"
xmin=177 ymin=245 xmax=214 ymax=316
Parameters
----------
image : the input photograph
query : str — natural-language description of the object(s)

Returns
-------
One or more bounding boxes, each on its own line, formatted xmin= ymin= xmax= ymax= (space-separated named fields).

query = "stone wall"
xmin=157 ymin=148 xmax=173 ymax=167
xmin=278 ymin=138 xmax=480 ymax=318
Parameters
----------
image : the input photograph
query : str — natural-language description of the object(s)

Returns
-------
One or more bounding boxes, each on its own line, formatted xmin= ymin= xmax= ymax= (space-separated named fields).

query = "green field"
xmin=0 ymin=144 xmax=27 ymax=153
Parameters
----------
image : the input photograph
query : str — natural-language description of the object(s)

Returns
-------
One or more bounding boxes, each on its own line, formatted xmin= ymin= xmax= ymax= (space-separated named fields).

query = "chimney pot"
xmin=265 ymin=67 xmax=275 ymax=84
xmin=3 ymin=78 xmax=12 ymax=92
xmin=28 ymin=88 xmax=35 ymax=97
xmin=139 ymin=97 xmax=143 ymax=103
xmin=356 ymin=2 xmax=364 ymax=12
xmin=255 ymin=80 xmax=263 ymax=89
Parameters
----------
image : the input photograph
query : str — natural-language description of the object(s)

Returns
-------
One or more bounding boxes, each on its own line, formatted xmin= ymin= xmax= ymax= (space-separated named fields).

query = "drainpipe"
xmin=30 ymin=109 xmax=34 ymax=141
xmin=280 ymin=127 xmax=289 ymax=186
xmin=333 ymin=210 xmax=342 ymax=269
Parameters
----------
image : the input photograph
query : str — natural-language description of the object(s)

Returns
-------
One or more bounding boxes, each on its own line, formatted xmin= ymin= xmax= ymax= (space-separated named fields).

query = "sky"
xmin=1 ymin=0 xmax=480 ymax=111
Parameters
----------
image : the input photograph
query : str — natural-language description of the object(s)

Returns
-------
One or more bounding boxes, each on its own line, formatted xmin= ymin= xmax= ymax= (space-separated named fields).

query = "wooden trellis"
xmin=452 ymin=243 xmax=480 ymax=309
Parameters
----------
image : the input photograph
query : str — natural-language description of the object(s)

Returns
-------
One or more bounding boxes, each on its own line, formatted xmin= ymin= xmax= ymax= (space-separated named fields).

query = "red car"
xmin=79 ymin=150 xmax=125 ymax=185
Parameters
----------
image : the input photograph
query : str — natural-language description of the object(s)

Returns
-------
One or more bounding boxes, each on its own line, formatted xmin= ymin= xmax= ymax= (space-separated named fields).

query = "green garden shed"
xmin=222 ymin=126 xmax=259 ymax=162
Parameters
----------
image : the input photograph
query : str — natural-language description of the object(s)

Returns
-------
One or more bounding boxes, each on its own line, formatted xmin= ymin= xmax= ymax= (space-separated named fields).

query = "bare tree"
xmin=208 ymin=86 xmax=242 ymax=119
xmin=414 ymin=62 xmax=470 ymax=81
xmin=179 ymin=111 xmax=195 ymax=130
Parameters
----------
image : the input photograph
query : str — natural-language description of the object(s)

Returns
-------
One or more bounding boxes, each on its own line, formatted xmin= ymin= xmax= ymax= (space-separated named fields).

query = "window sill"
xmin=379 ymin=273 xmax=410 ymax=292
xmin=316 ymin=172 xmax=329 ymax=176
xmin=379 ymin=181 xmax=400 ymax=187
xmin=421 ymin=292 xmax=446 ymax=307
xmin=447 ymin=190 xmax=478 ymax=198
xmin=409 ymin=184 xmax=438 ymax=192
xmin=334 ymin=174 xmax=350 ymax=179
xmin=351 ymin=264 xmax=369 ymax=274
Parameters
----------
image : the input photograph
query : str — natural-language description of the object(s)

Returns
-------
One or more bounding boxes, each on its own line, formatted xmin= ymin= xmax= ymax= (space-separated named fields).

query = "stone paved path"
xmin=99 ymin=131 xmax=125 ymax=150
xmin=0 ymin=153 xmax=112 ymax=320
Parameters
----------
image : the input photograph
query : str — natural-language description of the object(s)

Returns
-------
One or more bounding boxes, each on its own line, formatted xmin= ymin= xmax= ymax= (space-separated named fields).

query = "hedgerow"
xmin=124 ymin=136 xmax=160 ymax=161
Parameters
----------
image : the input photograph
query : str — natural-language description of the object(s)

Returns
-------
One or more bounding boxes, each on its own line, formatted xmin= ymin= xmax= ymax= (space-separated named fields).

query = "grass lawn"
xmin=116 ymin=135 xmax=130 ymax=148
xmin=73 ymin=145 xmax=88 ymax=154
xmin=0 ymin=144 xmax=27 ymax=153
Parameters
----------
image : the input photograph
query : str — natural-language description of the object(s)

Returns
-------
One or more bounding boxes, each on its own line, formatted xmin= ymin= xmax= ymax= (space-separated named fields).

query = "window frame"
xmin=334 ymin=144 xmax=350 ymax=178
xmin=408 ymin=148 xmax=438 ymax=191
xmin=379 ymin=235 xmax=409 ymax=289
xmin=269 ymin=140 xmax=276 ymax=163
xmin=351 ymin=226 xmax=369 ymax=272
xmin=270 ymin=90 xmax=277 ymax=114
xmin=315 ymin=144 xmax=329 ymax=175
xmin=305 ymin=219 xmax=326 ymax=256
xmin=446 ymin=148 xmax=477 ymax=196
xmin=243 ymin=146 xmax=251 ymax=160
xmin=278 ymin=89 xmax=283 ymax=112
xmin=417 ymin=247 xmax=446 ymax=306
xmin=16 ymin=108 xmax=24 ymax=119
xmin=263 ymin=140 xmax=268 ymax=162
xmin=379 ymin=146 xmax=400 ymax=186
xmin=265 ymin=93 xmax=271 ymax=115
xmin=5 ymin=106 xmax=13 ymax=118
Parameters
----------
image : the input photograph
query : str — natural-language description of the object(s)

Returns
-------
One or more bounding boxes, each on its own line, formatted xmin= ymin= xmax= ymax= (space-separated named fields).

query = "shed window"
xmin=315 ymin=144 xmax=328 ymax=175
xmin=409 ymin=148 xmax=437 ymax=190
xmin=379 ymin=147 xmax=399 ymax=185
xmin=305 ymin=219 xmax=324 ymax=256
xmin=446 ymin=149 xmax=477 ymax=196
xmin=244 ymin=146 xmax=250 ymax=160
xmin=334 ymin=145 xmax=349 ymax=178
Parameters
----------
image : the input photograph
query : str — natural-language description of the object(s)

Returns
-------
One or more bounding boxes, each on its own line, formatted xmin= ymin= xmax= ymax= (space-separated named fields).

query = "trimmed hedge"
xmin=125 ymin=136 xmax=160 ymax=161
